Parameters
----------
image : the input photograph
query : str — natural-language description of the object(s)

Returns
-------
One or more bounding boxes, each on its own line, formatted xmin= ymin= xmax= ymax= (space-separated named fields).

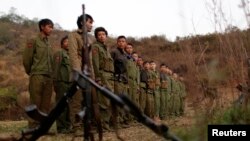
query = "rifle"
xmin=81 ymin=4 xmax=94 ymax=141
xmin=20 ymin=70 xmax=181 ymax=141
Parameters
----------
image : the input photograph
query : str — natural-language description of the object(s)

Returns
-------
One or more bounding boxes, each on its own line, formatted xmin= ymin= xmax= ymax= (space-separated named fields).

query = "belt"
xmin=147 ymin=89 xmax=154 ymax=94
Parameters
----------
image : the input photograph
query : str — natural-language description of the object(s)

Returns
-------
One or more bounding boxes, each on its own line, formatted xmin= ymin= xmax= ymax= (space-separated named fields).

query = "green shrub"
xmin=0 ymin=87 xmax=17 ymax=111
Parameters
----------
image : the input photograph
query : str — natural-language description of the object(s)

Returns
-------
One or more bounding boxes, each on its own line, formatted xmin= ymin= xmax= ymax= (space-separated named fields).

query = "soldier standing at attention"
xmin=92 ymin=27 xmax=114 ymax=131
xmin=132 ymin=51 xmax=139 ymax=62
xmin=111 ymin=36 xmax=128 ymax=96
xmin=53 ymin=36 xmax=72 ymax=133
xmin=68 ymin=14 xmax=94 ymax=133
xmin=110 ymin=35 xmax=129 ymax=127
xmin=159 ymin=63 xmax=168 ymax=120
xmin=23 ymin=19 xmax=54 ymax=128
xmin=171 ymin=72 xmax=181 ymax=116
xmin=149 ymin=61 xmax=161 ymax=122
xmin=125 ymin=43 xmax=140 ymax=107
xmin=137 ymin=56 xmax=144 ymax=71
xmin=141 ymin=61 xmax=154 ymax=118
xmin=165 ymin=67 xmax=173 ymax=116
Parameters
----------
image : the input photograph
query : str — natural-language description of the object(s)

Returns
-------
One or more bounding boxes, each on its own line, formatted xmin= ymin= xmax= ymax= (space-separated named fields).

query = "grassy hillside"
xmin=0 ymin=11 xmax=250 ymax=122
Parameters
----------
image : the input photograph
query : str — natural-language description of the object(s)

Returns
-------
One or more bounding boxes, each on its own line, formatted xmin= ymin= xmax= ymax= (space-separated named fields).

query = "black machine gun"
xmin=20 ymin=70 xmax=181 ymax=141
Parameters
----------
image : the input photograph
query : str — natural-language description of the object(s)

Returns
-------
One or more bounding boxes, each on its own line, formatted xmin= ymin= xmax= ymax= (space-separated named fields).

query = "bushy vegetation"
xmin=1 ymin=5 xmax=250 ymax=140
xmin=0 ymin=87 xmax=17 ymax=111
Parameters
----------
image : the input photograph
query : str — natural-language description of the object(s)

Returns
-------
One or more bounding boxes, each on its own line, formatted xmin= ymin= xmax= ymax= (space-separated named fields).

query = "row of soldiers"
xmin=22 ymin=13 xmax=187 ymax=135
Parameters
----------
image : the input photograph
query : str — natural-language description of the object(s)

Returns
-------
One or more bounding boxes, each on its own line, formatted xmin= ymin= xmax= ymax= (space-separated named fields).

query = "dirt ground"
xmin=0 ymin=86 xmax=238 ymax=141
xmin=0 ymin=100 xmax=194 ymax=141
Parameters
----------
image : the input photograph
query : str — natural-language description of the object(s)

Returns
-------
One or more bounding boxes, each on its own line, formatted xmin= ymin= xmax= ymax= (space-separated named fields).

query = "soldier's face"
xmin=42 ymin=24 xmax=53 ymax=36
xmin=117 ymin=38 xmax=127 ymax=49
xmin=150 ymin=63 xmax=156 ymax=70
xmin=132 ymin=53 xmax=138 ymax=61
xmin=160 ymin=66 xmax=166 ymax=72
xmin=62 ymin=39 xmax=69 ymax=50
xmin=138 ymin=58 xmax=143 ymax=66
xmin=144 ymin=63 xmax=150 ymax=70
xmin=125 ymin=45 xmax=133 ymax=54
xmin=97 ymin=31 xmax=107 ymax=43
xmin=86 ymin=19 xmax=93 ymax=32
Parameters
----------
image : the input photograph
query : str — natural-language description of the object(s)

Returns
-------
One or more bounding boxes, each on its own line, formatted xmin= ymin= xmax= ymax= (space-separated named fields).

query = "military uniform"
xmin=23 ymin=33 xmax=54 ymax=128
xmin=139 ymin=69 xmax=147 ymax=113
xmin=92 ymin=40 xmax=114 ymax=130
xmin=171 ymin=78 xmax=181 ymax=116
xmin=111 ymin=47 xmax=129 ymax=125
xmin=68 ymin=30 xmax=85 ymax=130
xmin=126 ymin=55 xmax=140 ymax=107
xmin=68 ymin=29 xmax=96 ymax=130
xmin=53 ymin=48 xmax=72 ymax=133
xmin=151 ymin=70 xmax=161 ymax=119
xmin=141 ymin=70 xmax=154 ymax=118
xmin=111 ymin=48 xmax=128 ymax=95
xmin=166 ymin=76 xmax=173 ymax=116
xmin=159 ymin=72 xmax=168 ymax=119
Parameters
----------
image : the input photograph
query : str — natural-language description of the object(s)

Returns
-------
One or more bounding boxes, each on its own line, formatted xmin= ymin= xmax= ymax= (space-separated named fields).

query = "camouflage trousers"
xmin=98 ymin=71 xmax=114 ymax=130
xmin=171 ymin=92 xmax=181 ymax=116
xmin=145 ymin=89 xmax=154 ymax=118
xmin=139 ymin=88 xmax=146 ymax=113
xmin=160 ymin=89 xmax=167 ymax=119
xmin=128 ymin=79 xmax=139 ymax=107
xmin=153 ymin=88 xmax=160 ymax=117
xmin=28 ymin=74 xmax=53 ymax=128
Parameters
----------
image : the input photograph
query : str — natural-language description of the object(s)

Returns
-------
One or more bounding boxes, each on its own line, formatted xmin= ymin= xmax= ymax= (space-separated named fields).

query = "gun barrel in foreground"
xmin=21 ymin=70 xmax=181 ymax=141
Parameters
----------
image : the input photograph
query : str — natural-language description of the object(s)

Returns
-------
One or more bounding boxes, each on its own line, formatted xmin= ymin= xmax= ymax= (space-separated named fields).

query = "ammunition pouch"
xmin=161 ymin=81 xmax=168 ymax=89
xmin=156 ymin=78 xmax=161 ymax=86
xmin=148 ymin=79 xmax=155 ymax=89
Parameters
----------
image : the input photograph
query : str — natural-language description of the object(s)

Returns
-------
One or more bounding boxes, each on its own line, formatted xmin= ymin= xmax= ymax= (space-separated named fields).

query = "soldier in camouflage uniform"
xmin=171 ymin=72 xmax=181 ymax=116
xmin=125 ymin=43 xmax=140 ymax=107
xmin=141 ymin=61 xmax=154 ymax=118
xmin=165 ymin=67 xmax=173 ymax=116
xmin=124 ymin=43 xmax=140 ymax=124
xmin=139 ymin=60 xmax=147 ymax=113
xmin=23 ymin=19 xmax=54 ymax=128
xmin=68 ymin=14 xmax=94 ymax=132
xmin=149 ymin=61 xmax=161 ymax=122
xmin=53 ymin=36 xmax=72 ymax=133
xmin=92 ymin=27 xmax=114 ymax=131
xmin=110 ymin=35 xmax=129 ymax=126
xmin=159 ymin=63 xmax=168 ymax=120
